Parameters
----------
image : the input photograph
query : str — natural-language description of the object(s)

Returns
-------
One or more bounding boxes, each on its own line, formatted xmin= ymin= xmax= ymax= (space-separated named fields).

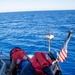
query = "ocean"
xmin=0 ymin=10 xmax=75 ymax=75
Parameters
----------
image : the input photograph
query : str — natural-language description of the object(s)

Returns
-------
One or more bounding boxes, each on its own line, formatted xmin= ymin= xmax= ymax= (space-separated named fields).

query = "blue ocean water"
xmin=0 ymin=10 xmax=75 ymax=75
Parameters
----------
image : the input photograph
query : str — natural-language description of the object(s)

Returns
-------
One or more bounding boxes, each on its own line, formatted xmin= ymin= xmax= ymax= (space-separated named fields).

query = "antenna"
xmin=45 ymin=33 xmax=54 ymax=52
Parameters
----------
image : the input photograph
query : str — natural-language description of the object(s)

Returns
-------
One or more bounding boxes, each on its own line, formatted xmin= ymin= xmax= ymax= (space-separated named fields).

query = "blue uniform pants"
xmin=20 ymin=62 xmax=36 ymax=75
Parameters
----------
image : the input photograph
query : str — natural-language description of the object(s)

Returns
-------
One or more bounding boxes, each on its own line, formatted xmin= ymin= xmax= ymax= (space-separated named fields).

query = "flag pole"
xmin=62 ymin=30 xmax=72 ymax=49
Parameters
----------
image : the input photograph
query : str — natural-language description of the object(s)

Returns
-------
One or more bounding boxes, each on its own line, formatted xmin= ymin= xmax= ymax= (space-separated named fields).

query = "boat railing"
xmin=0 ymin=60 xmax=7 ymax=75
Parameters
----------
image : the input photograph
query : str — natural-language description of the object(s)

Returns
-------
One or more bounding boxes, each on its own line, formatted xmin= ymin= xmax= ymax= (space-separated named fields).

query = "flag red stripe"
xmin=59 ymin=51 xmax=65 ymax=60
xmin=58 ymin=53 xmax=65 ymax=62
xmin=58 ymin=55 xmax=64 ymax=62
xmin=58 ymin=49 xmax=67 ymax=62
xmin=61 ymin=49 xmax=67 ymax=58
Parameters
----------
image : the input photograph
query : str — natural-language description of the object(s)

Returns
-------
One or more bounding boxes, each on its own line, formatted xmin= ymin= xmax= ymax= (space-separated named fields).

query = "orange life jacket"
xmin=11 ymin=47 xmax=27 ymax=66
xmin=30 ymin=52 xmax=52 ymax=75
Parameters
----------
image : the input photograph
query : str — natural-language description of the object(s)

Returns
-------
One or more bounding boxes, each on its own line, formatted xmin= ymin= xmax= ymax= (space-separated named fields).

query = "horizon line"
xmin=0 ymin=9 xmax=75 ymax=13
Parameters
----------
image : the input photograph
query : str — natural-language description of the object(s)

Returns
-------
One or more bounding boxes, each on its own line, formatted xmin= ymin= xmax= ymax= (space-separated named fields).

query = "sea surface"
xmin=0 ymin=10 xmax=75 ymax=75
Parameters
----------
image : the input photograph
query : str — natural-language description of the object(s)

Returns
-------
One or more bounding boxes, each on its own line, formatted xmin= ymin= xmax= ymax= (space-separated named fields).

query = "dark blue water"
xmin=0 ymin=10 xmax=75 ymax=75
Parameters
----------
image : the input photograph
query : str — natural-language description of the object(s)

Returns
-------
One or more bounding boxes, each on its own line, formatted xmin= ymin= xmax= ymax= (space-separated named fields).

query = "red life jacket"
xmin=11 ymin=47 xmax=27 ymax=66
xmin=30 ymin=52 xmax=52 ymax=75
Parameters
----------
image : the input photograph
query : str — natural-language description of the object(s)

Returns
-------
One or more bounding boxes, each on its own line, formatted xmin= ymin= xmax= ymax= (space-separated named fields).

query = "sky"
xmin=0 ymin=0 xmax=75 ymax=12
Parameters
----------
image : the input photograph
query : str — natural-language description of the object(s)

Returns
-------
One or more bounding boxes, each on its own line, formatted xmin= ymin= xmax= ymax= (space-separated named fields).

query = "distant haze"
xmin=0 ymin=0 xmax=75 ymax=12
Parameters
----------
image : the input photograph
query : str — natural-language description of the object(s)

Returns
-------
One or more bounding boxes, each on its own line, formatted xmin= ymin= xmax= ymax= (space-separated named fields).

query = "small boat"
xmin=0 ymin=30 xmax=72 ymax=75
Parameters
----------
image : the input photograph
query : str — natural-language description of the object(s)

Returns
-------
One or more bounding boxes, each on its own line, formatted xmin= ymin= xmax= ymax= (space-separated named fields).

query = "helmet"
xmin=20 ymin=60 xmax=29 ymax=69
xmin=48 ymin=50 xmax=58 ymax=60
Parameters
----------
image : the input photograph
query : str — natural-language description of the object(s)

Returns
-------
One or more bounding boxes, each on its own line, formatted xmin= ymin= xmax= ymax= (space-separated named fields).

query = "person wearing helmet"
xmin=7 ymin=47 xmax=30 ymax=75
xmin=20 ymin=51 xmax=61 ymax=75
xmin=48 ymin=50 xmax=62 ymax=75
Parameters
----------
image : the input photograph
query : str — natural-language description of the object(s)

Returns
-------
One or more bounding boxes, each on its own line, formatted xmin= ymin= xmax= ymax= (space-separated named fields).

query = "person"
xmin=20 ymin=51 xmax=62 ymax=75
xmin=7 ymin=47 xmax=30 ymax=75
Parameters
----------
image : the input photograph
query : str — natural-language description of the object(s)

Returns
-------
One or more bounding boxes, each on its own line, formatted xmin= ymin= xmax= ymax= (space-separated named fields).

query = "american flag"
xmin=58 ymin=38 xmax=68 ymax=62
xmin=57 ymin=30 xmax=72 ymax=62
xmin=58 ymin=48 xmax=67 ymax=62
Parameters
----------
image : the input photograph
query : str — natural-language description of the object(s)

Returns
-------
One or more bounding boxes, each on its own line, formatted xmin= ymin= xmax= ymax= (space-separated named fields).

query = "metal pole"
xmin=48 ymin=33 xmax=50 ymax=52
xmin=45 ymin=33 xmax=54 ymax=52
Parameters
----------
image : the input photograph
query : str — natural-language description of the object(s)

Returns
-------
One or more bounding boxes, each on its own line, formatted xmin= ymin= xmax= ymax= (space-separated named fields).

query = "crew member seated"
xmin=7 ymin=47 xmax=30 ymax=75
xmin=20 ymin=50 xmax=62 ymax=75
